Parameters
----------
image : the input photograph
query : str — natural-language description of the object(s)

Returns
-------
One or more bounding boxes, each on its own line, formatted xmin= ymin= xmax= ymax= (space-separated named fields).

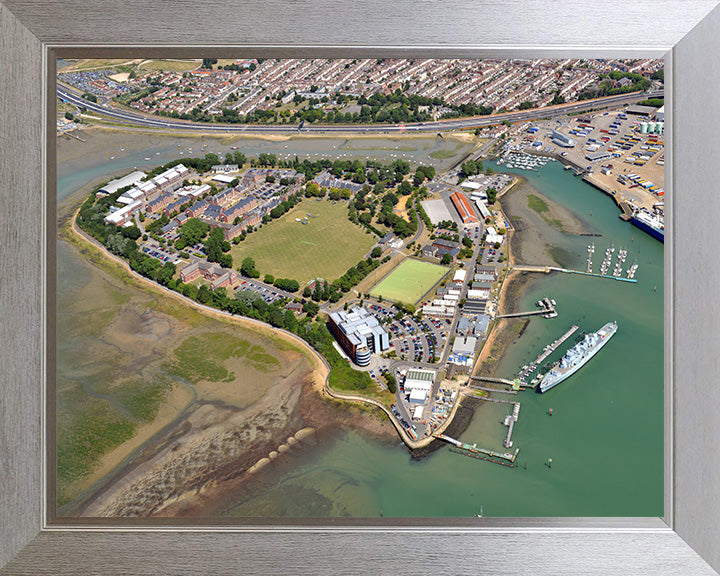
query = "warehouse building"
xmin=626 ymin=104 xmax=657 ymax=117
xmin=327 ymin=307 xmax=390 ymax=367
xmin=551 ymin=130 xmax=576 ymax=148
xmin=449 ymin=191 xmax=479 ymax=224
xmin=585 ymin=150 xmax=614 ymax=163
xmin=97 ymin=170 xmax=146 ymax=197
xmin=403 ymin=369 xmax=435 ymax=404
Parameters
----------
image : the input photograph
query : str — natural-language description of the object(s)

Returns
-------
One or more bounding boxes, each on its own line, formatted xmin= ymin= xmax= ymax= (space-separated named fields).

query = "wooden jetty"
xmin=433 ymin=433 xmax=519 ymax=467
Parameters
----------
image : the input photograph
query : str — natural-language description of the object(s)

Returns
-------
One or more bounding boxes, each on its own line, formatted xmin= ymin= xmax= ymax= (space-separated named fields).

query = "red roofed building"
xmin=449 ymin=191 xmax=478 ymax=224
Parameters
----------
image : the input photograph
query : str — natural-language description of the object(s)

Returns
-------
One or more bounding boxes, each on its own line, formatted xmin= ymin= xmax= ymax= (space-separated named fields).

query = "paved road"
xmin=58 ymin=83 xmax=663 ymax=135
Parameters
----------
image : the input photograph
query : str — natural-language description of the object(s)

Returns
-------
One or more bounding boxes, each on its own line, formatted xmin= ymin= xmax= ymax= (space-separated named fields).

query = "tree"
xmin=203 ymin=227 xmax=229 ymax=264
xmin=176 ymin=218 xmax=210 ymax=250
xmin=371 ymin=246 xmax=382 ymax=258
xmin=284 ymin=309 xmax=298 ymax=332
xmin=486 ymin=187 xmax=498 ymax=204
xmin=264 ymin=274 xmax=275 ymax=284
xmin=441 ymin=253 xmax=452 ymax=265
xmin=460 ymin=160 xmax=482 ymax=178
xmin=384 ymin=373 xmax=397 ymax=393
xmin=64 ymin=111 xmax=74 ymax=121
xmin=240 ymin=257 xmax=259 ymax=278
xmin=219 ymin=253 xmax=233 ymax=268
xmin=397 ymin=180 xmax=412 ymax=196
xmin=121 ymin=226 xmax=142 ymax=240
xmin=105 ymin=233 xmax=128 ymax=255
xmin=232 ymin=151 xmax=247 ymax=166
xmin=303 ymin=300 xmax=319 ymax=316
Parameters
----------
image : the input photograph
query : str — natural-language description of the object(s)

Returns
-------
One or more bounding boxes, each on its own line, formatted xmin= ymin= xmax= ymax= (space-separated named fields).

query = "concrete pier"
xmin=503 ymin=402 xmax=521 ymax=448
xmin=548 ymin=266 xmax=637 ymax=283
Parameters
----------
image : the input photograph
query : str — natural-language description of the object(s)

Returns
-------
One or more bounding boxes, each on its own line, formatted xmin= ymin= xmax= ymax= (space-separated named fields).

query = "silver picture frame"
xmin=2 ymin=0 xmax=720 ymax=573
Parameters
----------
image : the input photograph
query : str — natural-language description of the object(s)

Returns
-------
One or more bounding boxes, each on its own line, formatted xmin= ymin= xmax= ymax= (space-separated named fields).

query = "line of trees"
xmin=76 ymin=189 xmax=178 ymax=288
xmin=578 ymin=71 xmax=651 ymax=101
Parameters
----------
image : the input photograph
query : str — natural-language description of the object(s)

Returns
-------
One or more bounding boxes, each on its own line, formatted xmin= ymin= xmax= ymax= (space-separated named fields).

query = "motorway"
xmin=57 ymin=83 xmax=663 ymax=135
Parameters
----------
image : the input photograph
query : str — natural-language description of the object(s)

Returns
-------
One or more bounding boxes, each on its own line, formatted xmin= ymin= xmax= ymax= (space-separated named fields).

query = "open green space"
xmin=230 ymin=198 xmax=376 ymax=285
xmin=370 ymin=258 xmax=449 ymax=304
xmin=138 ymin=59 xmax=201 ymax=72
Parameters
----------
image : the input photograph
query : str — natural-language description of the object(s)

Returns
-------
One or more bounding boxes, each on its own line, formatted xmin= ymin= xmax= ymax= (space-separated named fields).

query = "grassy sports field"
xmin=138 ymin=59 xmax=201 ymax=72
xmin=370 ymin=258 xmax=449 ymax=304
xmin=230 ymin=198 xmax=376 ymax=284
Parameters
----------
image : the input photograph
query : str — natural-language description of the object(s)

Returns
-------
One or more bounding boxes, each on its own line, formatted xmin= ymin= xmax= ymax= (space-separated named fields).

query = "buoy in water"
xmin=548 ymin=408 xmax=553 ymax=416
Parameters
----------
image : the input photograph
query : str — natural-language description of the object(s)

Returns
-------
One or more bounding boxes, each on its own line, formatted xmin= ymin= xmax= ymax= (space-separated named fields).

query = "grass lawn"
xmin=65 ymin=58 xmax=135 ymax=71
xmin=231 ymin=198 xmax=376 ymax=285
xmin=138 ymin=59 xmax=201 ymax=72
xmin=370 ymin=258 xmax=449 ymax=304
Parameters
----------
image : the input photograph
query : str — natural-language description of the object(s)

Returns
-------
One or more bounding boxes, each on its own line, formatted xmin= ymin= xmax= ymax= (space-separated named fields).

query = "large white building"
xmin=403 ymin=369 xmax=435 ymax=404
xmin=327 ymin=307 xmax=390 ymax=366
xmin=484 ymin=226 xmax=505 ymax=246
xmin=98 ymin=170 xmax=146 ymax=196
xmin=551 ymin=130 xmax=576 ymax=148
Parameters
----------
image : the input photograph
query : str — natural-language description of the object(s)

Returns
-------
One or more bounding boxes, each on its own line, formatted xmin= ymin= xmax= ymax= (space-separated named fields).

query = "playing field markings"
xmin=301 ymin=241 xmax=319 ymax=246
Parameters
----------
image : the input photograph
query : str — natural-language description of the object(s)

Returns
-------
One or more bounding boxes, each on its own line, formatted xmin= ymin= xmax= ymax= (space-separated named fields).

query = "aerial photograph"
xmin=56 ymin=57 xmax=665 ymax=519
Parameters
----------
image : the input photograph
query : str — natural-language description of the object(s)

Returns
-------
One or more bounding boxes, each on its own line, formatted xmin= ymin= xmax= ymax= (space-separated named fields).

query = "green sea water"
xmin=58 ymin=139 xmax=664 ymax=518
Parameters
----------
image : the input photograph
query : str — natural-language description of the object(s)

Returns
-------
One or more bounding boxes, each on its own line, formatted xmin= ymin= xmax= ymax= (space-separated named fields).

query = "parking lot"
xmin=59 ymin=69 xmax=133 ymax=97
xmin=139 ymin=241 xmax=180 ymax=264
xmin=235 ymin=280 xmax=285 ymax=304
xmin=479 ymin=245 xmax=504 ymax=265
xmin=366 ymin=302 xmax=449 ymax=364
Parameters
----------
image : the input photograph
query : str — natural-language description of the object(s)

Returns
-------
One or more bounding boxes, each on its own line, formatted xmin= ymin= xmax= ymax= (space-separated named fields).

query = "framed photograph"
xmin=2 ymin=1 xmax=720 ymax=574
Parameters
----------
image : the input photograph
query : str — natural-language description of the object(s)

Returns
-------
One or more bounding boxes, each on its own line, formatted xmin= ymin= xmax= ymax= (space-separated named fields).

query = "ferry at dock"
xmin=630 ymin=208 xmax=664 ymax=243
xmin=539 ymin=321 xmax=618 ymax=393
